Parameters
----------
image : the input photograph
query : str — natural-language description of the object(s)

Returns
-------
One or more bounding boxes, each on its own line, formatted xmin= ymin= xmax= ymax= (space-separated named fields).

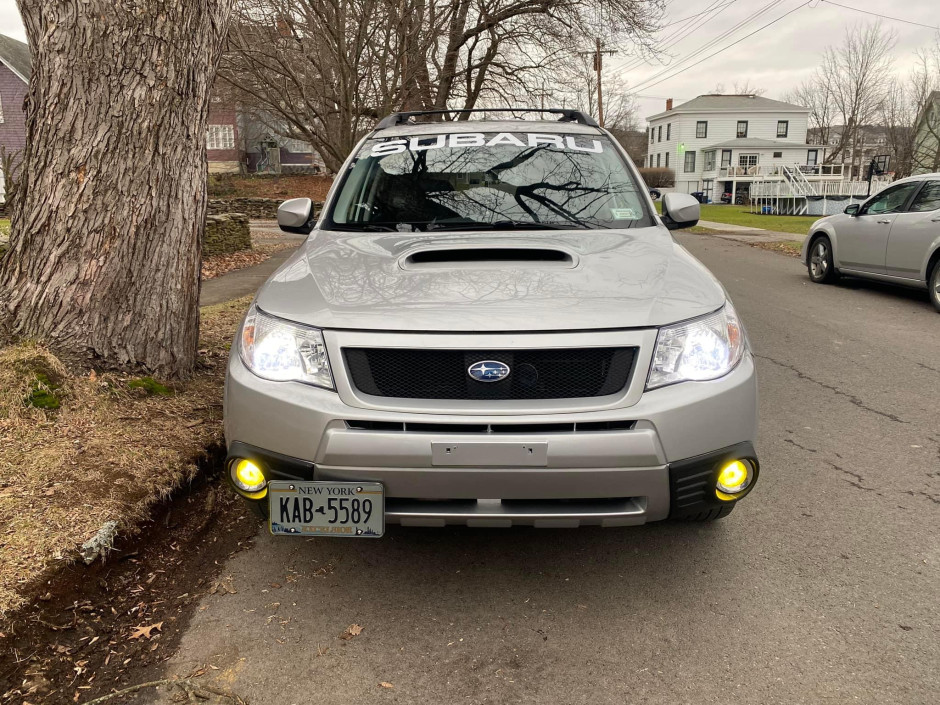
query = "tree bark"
xmin=0 ymin=0 xmax=234 ymax=378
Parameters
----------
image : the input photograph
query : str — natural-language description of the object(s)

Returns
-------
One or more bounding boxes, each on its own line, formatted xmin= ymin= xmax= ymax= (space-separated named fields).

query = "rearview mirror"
xmin=844 ymin=203 xmax=860 ymax=216
xmin=277 ymin=198 xmax=315 ymax=235
xmin=661 ymin=192 xmax=700 ymax=230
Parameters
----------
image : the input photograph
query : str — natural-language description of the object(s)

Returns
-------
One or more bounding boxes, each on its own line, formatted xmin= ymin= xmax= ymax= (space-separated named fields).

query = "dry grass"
xmin=201 ymin=241 xmax=297 ymax=280
xmin=0 ymin=296 xmax=253 ymax=614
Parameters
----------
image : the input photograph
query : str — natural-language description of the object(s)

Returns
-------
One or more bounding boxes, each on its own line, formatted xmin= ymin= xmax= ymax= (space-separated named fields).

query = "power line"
xmin=818 ymin=0 xmax=939 ymax=31
xmin=625 ymin=0 xmax=787 ymax=92
xmin=612 ymin=0 xmax=738 ymax=74
xmin=628 ymin=1 xmax=812 ymax=94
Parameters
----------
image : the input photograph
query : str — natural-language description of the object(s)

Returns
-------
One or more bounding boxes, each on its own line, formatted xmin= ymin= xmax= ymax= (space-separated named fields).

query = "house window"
xmin=665 ymin=152 xmax=670 ymax=168
xmin=650 ymin=128 xmax=654 ymax=144
xmin=667 ymin=123 xmax=672 ymax=140
xmin=807 ymin=149 xmax=818 ymax=166
xmin=696 ymin=121 xmax=707 ymax=139
xmin=656 ymin=153 xmax=661 ymax=167
xmin=0 ymin=93 xmax=4 ymax=123
xmin=684 ymin=151 xmax=696 ymax=173
xmin=284 ymin=138 xmax=313 ymax=153
xmin=657 ymin=126 xmax=662 ymax=142
xmin=207 ymin=124 xmax=235 ymax=150
xmin=738 ymin=154 xmax=758 ymax=168
xmin=704 ymin=150 xmax=716 ymax=171
xmin=720 ymin=149 xmax=732 ymax=168
xmin=736 ymin=121 xmax=748 ymax=138
xmin=773 ymin=151 xmax=783 ymax=158
xmin=777 ymin=120 xmax=788 ymax=138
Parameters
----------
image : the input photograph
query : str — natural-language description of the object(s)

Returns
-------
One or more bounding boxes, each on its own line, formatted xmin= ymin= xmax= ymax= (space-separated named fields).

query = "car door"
xmin=836 ymin=181 xmax=921 ymax=273
xmin=885 ymin=180 xmax=940 ymax=280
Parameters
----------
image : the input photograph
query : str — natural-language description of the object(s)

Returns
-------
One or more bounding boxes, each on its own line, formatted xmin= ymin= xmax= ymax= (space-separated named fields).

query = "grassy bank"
xmin=0 ymin=296 xmax=252 ymax=614
xmin=696 ymin=205 xmax=817 ymax=235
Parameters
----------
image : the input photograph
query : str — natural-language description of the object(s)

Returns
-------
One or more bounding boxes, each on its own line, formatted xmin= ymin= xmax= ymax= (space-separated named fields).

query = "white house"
xmin=645 ymin=94 xmax=836 ymax=204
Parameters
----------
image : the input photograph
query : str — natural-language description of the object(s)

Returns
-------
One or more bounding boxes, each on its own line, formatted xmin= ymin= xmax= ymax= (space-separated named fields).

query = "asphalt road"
xmin=145 ymin=234 xmax=939 ymax=704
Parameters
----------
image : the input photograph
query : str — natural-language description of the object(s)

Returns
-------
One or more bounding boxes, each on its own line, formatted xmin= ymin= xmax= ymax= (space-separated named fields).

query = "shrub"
xmin=638 ymin=167 xmax=675 ymax=188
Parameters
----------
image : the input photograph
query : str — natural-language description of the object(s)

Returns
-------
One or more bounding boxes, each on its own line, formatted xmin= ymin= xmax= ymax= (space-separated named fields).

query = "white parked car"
xmin=801 ymin=173 xmax=940 ymax=312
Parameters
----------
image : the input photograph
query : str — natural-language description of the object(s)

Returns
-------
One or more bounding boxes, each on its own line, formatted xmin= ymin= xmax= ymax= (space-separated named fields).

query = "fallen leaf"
xmin=340 ymin=623 xmax=363 ymax=640
xmin=379 ymin=682 xmax=394 ymax=689
xmin=128 ymin=622 xmax=163 ymax=640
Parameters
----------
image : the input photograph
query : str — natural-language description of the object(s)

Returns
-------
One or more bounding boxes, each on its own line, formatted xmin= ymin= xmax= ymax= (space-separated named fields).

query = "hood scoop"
xmin=401 ymin=246 xmax=577 ymax=270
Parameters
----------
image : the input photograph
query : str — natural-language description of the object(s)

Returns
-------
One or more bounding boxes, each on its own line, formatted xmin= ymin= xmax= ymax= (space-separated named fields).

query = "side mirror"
xmin=844 ymin=204 xmax=860 ymax=216
xmin=661 ymin=192 xmax=700 ymax=230
xmin=277 ymin=197 xmax=315 ymax=234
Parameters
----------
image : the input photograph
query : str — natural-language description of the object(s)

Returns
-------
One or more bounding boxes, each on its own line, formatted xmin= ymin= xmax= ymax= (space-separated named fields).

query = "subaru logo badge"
xmin=468 ymin=360 xmax=510 ymax=382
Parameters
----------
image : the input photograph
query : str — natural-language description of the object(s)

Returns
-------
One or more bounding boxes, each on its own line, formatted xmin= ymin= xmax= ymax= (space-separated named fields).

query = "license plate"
xmin=268 ymin=481 xmax=384 ymax=537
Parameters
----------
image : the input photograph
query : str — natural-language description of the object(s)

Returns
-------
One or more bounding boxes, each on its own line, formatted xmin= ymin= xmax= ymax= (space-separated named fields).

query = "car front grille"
xmin=342 ymin=347 xmax=637 ymax=401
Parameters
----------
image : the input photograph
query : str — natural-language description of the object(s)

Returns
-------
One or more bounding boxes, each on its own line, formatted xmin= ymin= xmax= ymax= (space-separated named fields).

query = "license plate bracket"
xmin=268 ymin=481 xmax=384 ymax=537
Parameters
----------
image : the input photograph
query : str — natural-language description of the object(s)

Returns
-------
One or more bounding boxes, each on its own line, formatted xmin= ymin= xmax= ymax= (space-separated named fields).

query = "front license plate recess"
xmin=431 ymin=441 xmax=548 ymax=467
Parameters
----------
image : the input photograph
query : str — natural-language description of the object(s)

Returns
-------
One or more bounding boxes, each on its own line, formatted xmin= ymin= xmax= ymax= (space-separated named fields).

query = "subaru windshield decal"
xmin=467 ymin=360 xmax=511 ymax=382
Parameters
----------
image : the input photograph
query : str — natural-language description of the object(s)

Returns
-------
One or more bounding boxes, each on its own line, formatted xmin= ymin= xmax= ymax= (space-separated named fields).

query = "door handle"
xmin=876 ymin=219 xmax=891 ymax=224
xmin=931 ymin=217 xmax=940 ymax=222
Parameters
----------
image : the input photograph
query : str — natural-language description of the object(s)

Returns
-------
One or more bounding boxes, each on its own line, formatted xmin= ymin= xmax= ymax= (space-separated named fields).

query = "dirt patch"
xmin=0 ymin=298 xmax=253 ymax=617
xmin=208 ymin=174 xmax=333 ymax=202
xmin=0 ymin=467 xmax=260 ymax=704
xmin=749 ymin=240 xmax=803 ymax=258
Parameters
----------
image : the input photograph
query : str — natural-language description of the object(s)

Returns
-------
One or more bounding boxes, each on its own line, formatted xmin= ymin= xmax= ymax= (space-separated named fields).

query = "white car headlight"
xmin=647 ymin=303 xmax=745 ymax=390
xmin=239 ymin=305 xmax=334 ymax=389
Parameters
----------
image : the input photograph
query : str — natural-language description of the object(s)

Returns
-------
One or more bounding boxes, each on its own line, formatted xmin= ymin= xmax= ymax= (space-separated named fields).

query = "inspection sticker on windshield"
xmin=269 ymin=481 xmax=384 ymax=538
xmin=610 ymin=208 xmax=639 ymax=220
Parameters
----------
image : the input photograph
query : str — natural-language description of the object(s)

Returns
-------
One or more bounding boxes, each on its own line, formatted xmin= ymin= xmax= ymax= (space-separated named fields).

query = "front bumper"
xmin=224 ymin=333 xmax=759 ymax=526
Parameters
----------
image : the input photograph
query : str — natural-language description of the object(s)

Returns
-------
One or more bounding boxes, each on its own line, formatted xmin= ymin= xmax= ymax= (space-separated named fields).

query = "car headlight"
xmin=239 ymin=305 xmax=334 ymax=389
xmin=646 ymin=303 xmax=745 ymax=389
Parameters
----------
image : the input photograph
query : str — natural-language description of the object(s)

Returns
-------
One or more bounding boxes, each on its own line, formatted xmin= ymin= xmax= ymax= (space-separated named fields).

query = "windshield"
xmin=325 ymin=131 xmax=653 ymax=231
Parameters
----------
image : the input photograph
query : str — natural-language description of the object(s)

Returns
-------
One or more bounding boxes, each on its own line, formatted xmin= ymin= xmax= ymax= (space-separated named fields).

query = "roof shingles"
xmin=647 ymin=94 xmax=807 ymax=121
xmin=0 ymin=34 xmax=31 ymax=83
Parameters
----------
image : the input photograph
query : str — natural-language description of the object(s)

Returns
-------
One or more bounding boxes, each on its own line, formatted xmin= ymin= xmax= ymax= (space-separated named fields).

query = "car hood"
xmin=254 ymin=226 xmax=727 ymax=331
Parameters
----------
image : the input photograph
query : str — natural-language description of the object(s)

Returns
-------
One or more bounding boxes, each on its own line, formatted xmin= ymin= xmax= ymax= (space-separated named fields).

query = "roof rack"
xmin=374 ymin=108 xmax=600 ymax=130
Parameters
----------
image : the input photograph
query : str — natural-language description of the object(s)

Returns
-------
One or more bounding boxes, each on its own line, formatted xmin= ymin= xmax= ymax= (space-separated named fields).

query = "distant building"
xmin=646 ymin=94 xmax=834 ymax=203
xmin=0 ymin=33 xmax=322 ymax=202
xmin=0 ymin=33 xmax=30 ymax=202
xmin=812 ymin=124 xmax=891 ymax=178
xmin=912 ymin=91 xmax=940 ymax=175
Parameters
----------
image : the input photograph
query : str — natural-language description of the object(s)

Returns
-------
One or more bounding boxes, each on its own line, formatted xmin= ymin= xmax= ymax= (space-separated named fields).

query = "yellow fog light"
xmin=716 ymin=459 xmax=753 ymax=500
xmin=231 ymin=459 xmax=267 ymax=498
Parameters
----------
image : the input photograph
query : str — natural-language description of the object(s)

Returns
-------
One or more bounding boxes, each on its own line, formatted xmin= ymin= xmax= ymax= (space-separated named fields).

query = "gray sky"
xmin=616 ymin=0 xmax=939 ymax=120
xmin=1 ymin=0 xmax=937 ymax=123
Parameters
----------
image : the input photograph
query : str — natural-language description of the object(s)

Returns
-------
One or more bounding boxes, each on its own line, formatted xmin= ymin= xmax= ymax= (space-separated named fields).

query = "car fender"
xmin=920 ymin=234 xmax=940 ymax=281
xmin=801 ymin=220 xmax=839 ymax=266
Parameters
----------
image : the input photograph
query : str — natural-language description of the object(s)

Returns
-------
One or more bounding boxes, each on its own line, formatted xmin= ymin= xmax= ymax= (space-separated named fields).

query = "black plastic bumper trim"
xmin=226 ymin=441 xmax=316 ymax=485
xmin=668 ymin=442 xmax=759 ymax=520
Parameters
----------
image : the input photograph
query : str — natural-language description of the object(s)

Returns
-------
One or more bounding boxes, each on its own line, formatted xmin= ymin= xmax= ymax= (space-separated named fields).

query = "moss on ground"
xmin=127 ymin=376 xmax=174 ymax=396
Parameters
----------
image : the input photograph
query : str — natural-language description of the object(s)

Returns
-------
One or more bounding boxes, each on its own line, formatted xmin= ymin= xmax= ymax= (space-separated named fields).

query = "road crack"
xmin=755 ymin=354 xmax=908 ymax=424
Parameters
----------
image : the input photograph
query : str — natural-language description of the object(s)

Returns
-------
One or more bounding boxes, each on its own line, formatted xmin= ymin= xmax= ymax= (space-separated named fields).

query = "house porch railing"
xmin=708 ymin=163 xmax=845 ymax=179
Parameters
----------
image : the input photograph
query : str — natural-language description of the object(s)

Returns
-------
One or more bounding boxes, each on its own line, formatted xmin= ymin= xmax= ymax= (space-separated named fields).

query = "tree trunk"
xmin=0 ymin=0 xmax=234 ymax=378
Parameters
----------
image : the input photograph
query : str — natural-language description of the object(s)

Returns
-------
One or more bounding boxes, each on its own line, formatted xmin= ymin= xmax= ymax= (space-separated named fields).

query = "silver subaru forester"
xmin=224 ymin=109 xmax=759 ymax=537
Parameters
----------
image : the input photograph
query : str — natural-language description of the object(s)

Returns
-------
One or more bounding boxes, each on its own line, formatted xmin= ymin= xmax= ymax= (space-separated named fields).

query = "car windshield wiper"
xmin=426 ymin=220 xmax=584 ymax=232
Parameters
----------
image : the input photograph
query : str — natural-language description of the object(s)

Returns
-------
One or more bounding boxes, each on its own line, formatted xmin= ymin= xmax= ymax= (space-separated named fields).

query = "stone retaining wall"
xmin=203 ymin=213 xmax=251 ymax=257
xmin=207 ymin=198 xmax=282 ymax=219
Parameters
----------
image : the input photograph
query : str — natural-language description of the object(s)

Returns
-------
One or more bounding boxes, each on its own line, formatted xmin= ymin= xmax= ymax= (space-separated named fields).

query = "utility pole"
xmin=578 ymin=38 xmax=616 ymax=127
